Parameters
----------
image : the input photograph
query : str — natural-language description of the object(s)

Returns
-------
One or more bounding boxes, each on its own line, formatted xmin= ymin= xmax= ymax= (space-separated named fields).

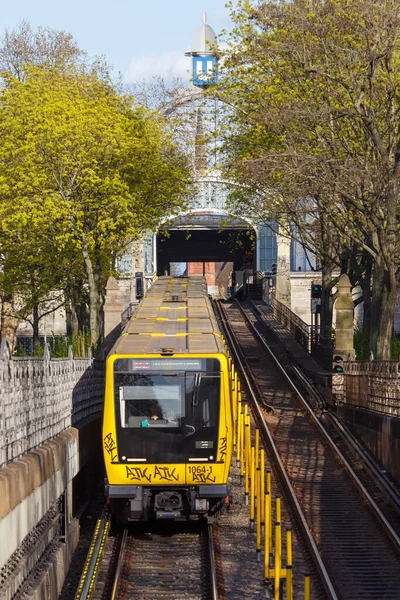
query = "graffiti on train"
xmin=126 ymin=465 xmax=180 ymax=483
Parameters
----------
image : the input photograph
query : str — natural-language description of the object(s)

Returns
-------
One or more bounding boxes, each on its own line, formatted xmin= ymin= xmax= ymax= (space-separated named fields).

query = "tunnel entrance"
xmin=156 ymin=226 xmax=255 ymax=297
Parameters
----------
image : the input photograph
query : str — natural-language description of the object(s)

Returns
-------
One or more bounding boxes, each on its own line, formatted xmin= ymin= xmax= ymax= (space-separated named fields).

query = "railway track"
xmin=75 ymin=517 xmax=222 ymax=600
xmin=216 ymin=299 xmax=400 ymax=600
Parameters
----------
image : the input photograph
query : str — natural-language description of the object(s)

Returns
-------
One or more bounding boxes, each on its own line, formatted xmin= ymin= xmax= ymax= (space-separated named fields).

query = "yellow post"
xmin=250 ymin=445 xmax=255 ymax=530
xmin=231 ymin=370 xmax=237 ymax=444
xmin=256 ymin=467 xmax=261 ymax=562
xmin=237 ymin=401 xmax=242 ymax=467
xmin=239 ymin=411 xmax=245 ymax=481
xmin=235 ymin=375 xmax=240 ymax=429
xmin=264 ymin=492 xmax=270 ymax=581
xmin=244 ymin=422 xmax=250 ymax=504
xmin=260 ymin=449 xmax=265 ymax=530
xmin=276 ymin=496 xmax=281 ymax=524
xmin=304 ymin=574 xmax=311 ymax=600
xmin=286 ymin=529 xmax=293 ymax=600
xmin=255 ymin=428 xmax=260 ymax=470
xmin=274 ymin=521 xmax=281 ymax=600
xmin=266 ymin=470 xmax=272 ymax=543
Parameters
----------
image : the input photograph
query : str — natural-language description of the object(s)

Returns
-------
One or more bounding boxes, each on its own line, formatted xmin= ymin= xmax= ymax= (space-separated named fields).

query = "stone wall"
xmin=0 ymin=340 xmax=104 ymax=598
xmin=0 ymin=340 xmax=104 ymax=467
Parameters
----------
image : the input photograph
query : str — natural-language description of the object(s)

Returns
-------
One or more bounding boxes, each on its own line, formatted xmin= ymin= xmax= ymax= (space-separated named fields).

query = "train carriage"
xmin=103 ymin=276 xmax=233 ymax=522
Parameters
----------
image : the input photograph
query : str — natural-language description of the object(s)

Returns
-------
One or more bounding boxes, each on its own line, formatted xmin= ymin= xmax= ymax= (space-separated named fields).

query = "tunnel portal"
xmin=156 ymin=224 xmax=255 ymax=297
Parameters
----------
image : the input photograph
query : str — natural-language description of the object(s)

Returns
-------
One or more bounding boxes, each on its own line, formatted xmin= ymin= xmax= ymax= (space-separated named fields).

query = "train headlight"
xmin=195 ymin=498 xmax=209 ymax=512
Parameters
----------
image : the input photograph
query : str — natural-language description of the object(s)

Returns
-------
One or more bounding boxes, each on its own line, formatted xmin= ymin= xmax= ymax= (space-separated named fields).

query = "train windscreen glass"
xmin=118 ymin=374 xmax=184 ymax=429
xmin=114 ymin=358 xmax=221 ymax=463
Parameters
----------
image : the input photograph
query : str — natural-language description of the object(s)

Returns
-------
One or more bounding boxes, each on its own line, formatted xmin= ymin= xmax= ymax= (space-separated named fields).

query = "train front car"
xmin=103 ymin=277 xmax=233 ymax=522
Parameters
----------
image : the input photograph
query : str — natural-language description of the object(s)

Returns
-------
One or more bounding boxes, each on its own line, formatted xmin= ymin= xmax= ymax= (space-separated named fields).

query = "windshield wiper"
xmin=192 ymin=373 xmax=202 ymax=408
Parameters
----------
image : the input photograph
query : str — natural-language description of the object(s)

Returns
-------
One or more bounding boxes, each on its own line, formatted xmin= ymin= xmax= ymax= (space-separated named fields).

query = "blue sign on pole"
xmin=192 ymin=56 xmax=217 ymax=87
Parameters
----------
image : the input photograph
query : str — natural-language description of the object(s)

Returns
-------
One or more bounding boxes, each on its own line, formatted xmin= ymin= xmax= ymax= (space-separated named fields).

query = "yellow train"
xmin=103 ymin=276 xmax=234 ymax=521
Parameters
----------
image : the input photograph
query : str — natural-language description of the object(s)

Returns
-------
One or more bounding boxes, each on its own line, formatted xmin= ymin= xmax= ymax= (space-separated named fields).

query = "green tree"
xmin=0 ymin=22 xmax=93 ymax=348
xmin=0 ymin=66 xmax=190 ymax=346
xmin=212 ymin=0 xmax=400 ymax=359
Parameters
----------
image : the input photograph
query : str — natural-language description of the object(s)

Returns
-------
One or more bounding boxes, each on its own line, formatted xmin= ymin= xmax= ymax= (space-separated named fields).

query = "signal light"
xmin=135 ymin=271 xmax=144 ymax=299
xmin=333 ymin=355 xmax=344 ymax=373
xmin=272 ymin=263 xmax=277 ymax=276
xmin=311 ymin=284 xmax=322 ymax=299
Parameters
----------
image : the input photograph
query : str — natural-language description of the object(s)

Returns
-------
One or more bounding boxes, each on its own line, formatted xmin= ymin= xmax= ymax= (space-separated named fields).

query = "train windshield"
xmin=113 ymin=358 xmax=221 ymax=463
xmin=117 ymin=374 xmax=184 ymax=429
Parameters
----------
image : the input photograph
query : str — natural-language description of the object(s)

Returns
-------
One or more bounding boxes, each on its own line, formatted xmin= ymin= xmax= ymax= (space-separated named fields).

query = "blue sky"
xmin=1 ymin=1 xmax=234 ymax=83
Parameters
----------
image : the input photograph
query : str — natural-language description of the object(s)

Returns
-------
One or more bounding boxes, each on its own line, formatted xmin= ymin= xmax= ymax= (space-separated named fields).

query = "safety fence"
xmin=228 ymin=357 xmax=311 ymax=600
xmin=271 ymin=297 xmax=311 ymax=353
xmin=0 ymin=339 xmax=104 ymax=466
xmin=270 ymin=297 xmax=334 ymax=370
xmin=343 ymin=360 xmax=400 ymax=417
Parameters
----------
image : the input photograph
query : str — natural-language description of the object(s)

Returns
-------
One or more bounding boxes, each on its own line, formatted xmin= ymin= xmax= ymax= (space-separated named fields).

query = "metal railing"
xmin=121 ymin=302 xmax=139 ymax=324
xmin=344 ymin=360 xmax=400 ymax=417
xmin=271 ymin=297 xmax=311 ymax=353
xmin=269 ymin=297 xmax=334 ymax=370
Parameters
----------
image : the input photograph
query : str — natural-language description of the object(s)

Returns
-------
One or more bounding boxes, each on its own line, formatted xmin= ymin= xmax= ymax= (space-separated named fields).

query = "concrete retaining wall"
xmin=0 ymin=429 xmax=79 ymax=597
xmin=338 ymin=405 xmax=400 ymax=487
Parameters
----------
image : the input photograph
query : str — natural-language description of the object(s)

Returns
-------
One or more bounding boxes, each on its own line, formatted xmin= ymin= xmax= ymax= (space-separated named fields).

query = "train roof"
xmin=110 ymin=276 xmax=226 ymax=356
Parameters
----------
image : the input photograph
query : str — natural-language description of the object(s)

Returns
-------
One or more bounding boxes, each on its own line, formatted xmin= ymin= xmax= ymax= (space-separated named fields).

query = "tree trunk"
xmin=320 ymin=259 xmax=334 ymax=335
xmin=319 ymin=211 xmax=337 ymax=336
xmin=375 ymin=172 xmax=400 ymax=359
xmin=376 ymin=268 xmax=398 ymax=360
xmin=360 ymin=254 xmax=373 ymax=335
xmin=370 ymin=252 xmax=385 ymax=356
xmin=65 ymin=295 xmax=79 ymax=341
xmin=0 ymin=294 xmax=20 ymax=352
xmin=32 ymin=303 xmax=40 ymax=352
xmin=81 ymin=238 xmax=102 ymax=347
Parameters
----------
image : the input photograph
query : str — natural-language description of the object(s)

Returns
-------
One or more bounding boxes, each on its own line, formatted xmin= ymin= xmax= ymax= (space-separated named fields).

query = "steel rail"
xmin=215 ymin=300 xmax=339 ymax=600
xmin=207 ymin=524 xmax=219 ymax=600
xmin=240 ymin=299 xmax=400 ymax=551
xmin=110 ymin=528 xmax=129 ymax=600
xmin=291 ymin=363 xmax=400 ymax=516
xmin=74 ymin=508 xmax=111 ymax=600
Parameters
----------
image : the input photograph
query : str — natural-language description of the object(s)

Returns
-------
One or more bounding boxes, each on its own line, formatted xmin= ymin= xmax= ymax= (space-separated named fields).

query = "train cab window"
xmin=186 ymin=374 xmax=220 ymax=430
xmin=116 ymin=374 xmax=184 ymax=429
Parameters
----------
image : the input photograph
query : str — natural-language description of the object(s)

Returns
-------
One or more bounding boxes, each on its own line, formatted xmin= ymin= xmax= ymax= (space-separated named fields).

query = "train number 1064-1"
xmin=189 ymin=465 xmax=213 ymax=474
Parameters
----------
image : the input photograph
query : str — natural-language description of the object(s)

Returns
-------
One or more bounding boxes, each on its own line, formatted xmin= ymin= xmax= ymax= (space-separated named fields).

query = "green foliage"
xmin=354 ymin=328 xmax=400 ymax=360
xmin=48 ymin=336 xmax=69 ymax=358
xmin=211 ymin=0 xmax=400 ymax=359
xmin=32 ymin=341 xmax=44 ymax=357
xmin=13 ymin=344 xmax=30 ymax=357
xmin=354 ymin=327 xmax=370 ymax=360
xmin=391 ymin=336 xmax=400 ymax=360
xmin=0 ymin=64 xmax=191 ymax=345
xmin=72 ymin=329 xmax=92 ymax=358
